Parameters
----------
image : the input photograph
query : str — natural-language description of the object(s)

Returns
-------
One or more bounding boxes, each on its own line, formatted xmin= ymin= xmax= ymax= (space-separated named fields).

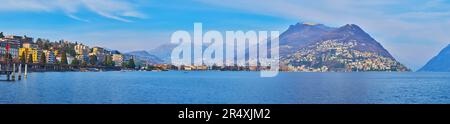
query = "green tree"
xmin=4 ymin=53 xmax=12 ymax=63
xmin=81 ymin=60 xmax=87 ymax=66
xmin=102 ymin=55 xmax=114 ymax=67
xmin=107 ymin=56 xmax=114 ymax=67
xmin=40 ymin=52 xmax=46 ymax=64
xmin=20 ymin=51 xmax=26 ymax=64
xmin=27 ymin=54 xmax=33 ymax=64
xmin=61 ymin=51 xmax=68 ymax=65
xmin=71 ymin=58 xmax=80 ymax=65
xmin=89 ymin=55 xmax=97 ymax=66
xmin=127 ymin=58 xmax=136 ymax=69
xmin=121 ymin=61 xmax=127 ymax=68
xmin=102 ymin=55 xmax=108 ymax=66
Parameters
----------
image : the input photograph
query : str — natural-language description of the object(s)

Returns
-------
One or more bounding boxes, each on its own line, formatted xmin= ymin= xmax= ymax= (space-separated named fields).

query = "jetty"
xmin=0 ymin=63 xmax=28 ymax=81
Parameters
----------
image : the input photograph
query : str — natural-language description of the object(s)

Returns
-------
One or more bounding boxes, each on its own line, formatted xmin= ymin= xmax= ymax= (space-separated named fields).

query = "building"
xmin=75 ymin=44 xmax=89 ymax=62
xmin=112 ymin=54 xmax=123 ymax=67
xmin=5 ymin=35 xmax=33 ymax=45
xmin=44 ymin=50 xmax=56 ymax=64
xmin=75 ymin=44 xmax=89 ymax=55
xmin=0 ymin=39 xmax=20 ymax=62
xmin=19 ymin=47 xmax=38 ymax=63
xmin=67 ymin=56 xmax=74 ymax=65
xmin=92 ymin=47 xmax=105 ymax=54
xmin=90 ymin=47 xmax=107 ymax=65
xmin=32 ymin=49 xmax=42 ymax=63
xmin=22 ymin=42 xmax=38 ymax=48
xmin=56 ymin=55 xmax=74 ymax=65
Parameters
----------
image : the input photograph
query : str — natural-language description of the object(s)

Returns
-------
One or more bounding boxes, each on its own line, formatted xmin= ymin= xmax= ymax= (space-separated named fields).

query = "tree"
xmin=89 ymin=55 xmax=97 ymax=66
xmin=71 ymin=58 xmax=80 ymax=65
xmin=107 ymin=56 xmax=114 ymax=67
xmin=146 ymin=65 xmax=156 ymax=71
xmin=40 ymin=52 xmax=46 ymax=65
xmin=20 ymin=51 xmax=26 ymax=64
xmin=121 ymin=61 xmax=127 ymax=68
xmin=102 ymin=55 xmax=114 ymax=67
xmin=0 ymin=32 xmax=4 ymax=38
xmin=81 ymin=60 xmax=87 ymax=66
xmin=102 ymin=55 xmax=108 ymax=66
xmin=127 ymin=58 xmax=136 ymax=69
xmin=61 ymin=51 xmax=68 ymax=65
xmin=27 ymin=54 xmax=33 ymax=64
xmin=4 ymin=53 xmax=12 ymax=63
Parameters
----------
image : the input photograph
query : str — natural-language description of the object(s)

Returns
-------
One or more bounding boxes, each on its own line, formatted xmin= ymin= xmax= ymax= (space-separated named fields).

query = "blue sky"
xmin=0 ymin=0 xmax=449 ymax=70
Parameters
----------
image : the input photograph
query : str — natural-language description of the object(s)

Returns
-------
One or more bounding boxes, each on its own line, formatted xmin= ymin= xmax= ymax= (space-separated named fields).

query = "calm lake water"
xmin=0 ymin=71 xmax=449 ymax=104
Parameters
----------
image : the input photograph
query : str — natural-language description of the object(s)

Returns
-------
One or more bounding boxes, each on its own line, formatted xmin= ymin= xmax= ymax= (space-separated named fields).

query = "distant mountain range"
xmin=144 ymin=22 xmax=410 ymax=72
xmin=148 ymin=44 xmax=177 ymax=63
xmin=419 ymin=44 xmax=450 ymax=72
xmin=125 ymin=50 xmax=164 ymax=64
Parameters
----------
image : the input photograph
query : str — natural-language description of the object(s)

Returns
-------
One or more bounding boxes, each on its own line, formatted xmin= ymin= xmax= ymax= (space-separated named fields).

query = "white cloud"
xmin=67 ymin=13 xmax=90 ymax=22
xmin=0 ymin=0 xmax=147 ymax=22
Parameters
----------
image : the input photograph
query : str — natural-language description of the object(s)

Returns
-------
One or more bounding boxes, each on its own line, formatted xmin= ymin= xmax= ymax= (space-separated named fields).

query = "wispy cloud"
xmin=0 ymin=0 xmax=147 ymax=22
xmin=67 ymin=13 xmax=90 ymax=22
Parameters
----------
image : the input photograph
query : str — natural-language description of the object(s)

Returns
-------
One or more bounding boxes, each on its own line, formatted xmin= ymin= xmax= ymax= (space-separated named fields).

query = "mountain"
xmin=144 ymin=22 xmax=409 ymax=72
xmin=279 ymin=23 xmax=393 ymax=58
xmin=148 ymin=43 xmax=210 ymax=64
xmin=148 ymin=44 xmax=178 ymax=63
xmin=280 ymin=22 xmax=409 ymax=72
xmin=419 ymin=44 xmax=450 ymax=72
xmin=125 ymin=50 xmax=164 ymax=64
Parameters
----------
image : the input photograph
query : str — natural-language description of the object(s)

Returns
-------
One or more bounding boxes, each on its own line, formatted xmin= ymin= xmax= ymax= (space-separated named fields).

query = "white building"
xmin=112 ymin=54 xmax=123 ymax=67
xmin=44 ymin=50 xmax=56 ymax=64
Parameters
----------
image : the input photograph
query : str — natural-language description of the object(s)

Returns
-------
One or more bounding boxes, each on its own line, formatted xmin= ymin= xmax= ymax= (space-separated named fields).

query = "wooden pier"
xmin=0 ymin=63 xmax=28 ymax=81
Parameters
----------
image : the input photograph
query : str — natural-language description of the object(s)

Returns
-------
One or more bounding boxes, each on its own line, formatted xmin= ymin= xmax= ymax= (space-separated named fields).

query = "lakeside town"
xmin=281 ymin=40 xmax=410 ymax=72
xmin=0 ymin=32 xmax=140 ymax=72
xmin=0 ymin=32 xmax=271 ymax=73
xmin=0 ymin=28 xmax=412 ymax=74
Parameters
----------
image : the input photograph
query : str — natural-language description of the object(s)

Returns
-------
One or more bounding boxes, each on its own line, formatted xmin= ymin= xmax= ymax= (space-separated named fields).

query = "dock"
xmin=0 ymin=63 xmax=28 ymax=81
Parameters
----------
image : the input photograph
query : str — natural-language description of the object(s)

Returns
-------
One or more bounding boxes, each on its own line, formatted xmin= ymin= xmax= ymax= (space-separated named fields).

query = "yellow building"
xmin=19 ymin=48 xmax=40 ymax=63
xmin=19 ymin=48 xmax=35 ymax=62
xmin=92 ymin=47 xmax=104 ymax=54
xmin=53 ymin=50 xmax=59 ymax=56
xmin=32 ymin=49 xmax=42 ymax=63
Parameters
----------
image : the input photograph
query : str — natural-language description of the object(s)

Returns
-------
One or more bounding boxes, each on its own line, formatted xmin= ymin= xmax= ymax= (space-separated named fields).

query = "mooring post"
xmin=18 ymin=64 xmax=22 ymax=80
xmin=24 ymin=64 xmax=28 ymax=79
xmin=12 ymin=63 xmax=15 ymax=81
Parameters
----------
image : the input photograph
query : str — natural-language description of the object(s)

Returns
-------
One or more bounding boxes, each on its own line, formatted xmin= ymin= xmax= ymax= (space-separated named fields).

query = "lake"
xmin=0 ymin=71 xmax=449 ymax=104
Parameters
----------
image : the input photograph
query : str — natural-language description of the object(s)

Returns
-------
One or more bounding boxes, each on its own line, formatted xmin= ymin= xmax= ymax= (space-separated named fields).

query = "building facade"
xmin=75 ymin=44 xmax=89 ymax=62
xmin=0 ymin=39 xmax=20 ymax=62
xmin=44 ymin=50 xmax=56 ymax=64
xmin=112 ymin=54 xmax=123 ymax=67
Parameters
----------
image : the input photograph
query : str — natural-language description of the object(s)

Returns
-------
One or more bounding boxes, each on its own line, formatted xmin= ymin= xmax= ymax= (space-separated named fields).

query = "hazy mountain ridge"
xmin=125 ymin=50 xmax=164 ymax=64
xmin=148 ymin=44 xmax=177 ymax=63
xmin=419 ymin=44 xmax=450 ymax=72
